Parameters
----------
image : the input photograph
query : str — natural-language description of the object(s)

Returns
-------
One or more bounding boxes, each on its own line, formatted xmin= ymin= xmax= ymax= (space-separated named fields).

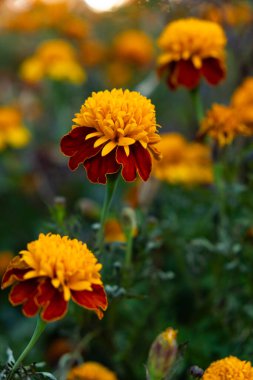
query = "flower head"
xmin=60 ymin=89 xmax=161 ymax=184
xmin=67 ymin=362 xmax=118 ymax=380
xmin=1 ymin=233 xmax=107 ymax=322
xmin=231 ymin=77 xmax=253 ymax=133
xmin=0 ymin=106 xmax=31 ymax=150
xmin=199 ymin=103 xmax=249 ymax=146
xmin=20 ymin=39 xmax=85 ymax=84
xmin=152 ymin=133 xmax=213 ymax=185
xmin=113 ymin=29 xmax=154 ymax=67
xmin=202 ymin=356 xmax=253 ymax=380
xmin=157 ymin=18 xmax=226 ymax=90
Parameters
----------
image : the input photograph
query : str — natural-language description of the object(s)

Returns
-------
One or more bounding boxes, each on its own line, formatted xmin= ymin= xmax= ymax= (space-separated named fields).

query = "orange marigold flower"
xmin=0 ymin=106 xmax=31 ymax=150
xmin=113 ymin=29 xmax=154 ymax=67
xmin=152 ymin=133 xmax=213 ymax=185
xmin=202 ymin=356 xmax=253 ymax=380
xmin=201 ymin=3 xmax=253 ymax=27
xmin=1 ymin=233 xmax=107 ymax=322
xmin=60 ymin=89 xmax=161 ymax=184
xmin=157 ymin=18 xmax=226 ymax=90
xmin=67 ymin=362 xmax=118 ymax=380
xmin=199 ymin=103 xmax=249 ymax=147
xmin=0 ymin=251 xmax=13 ymax=277
xmin=104 ymin=219 xmax=126 ymax=243
xmin=231 ymin=77 xmax=253 ymax=133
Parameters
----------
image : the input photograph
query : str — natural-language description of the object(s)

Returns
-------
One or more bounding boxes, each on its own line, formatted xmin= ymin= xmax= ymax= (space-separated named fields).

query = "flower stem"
xmin=190 ymin=86 xmax=204 ymax=125
xmin=124 ymin=230 xmax=133 ymax=268
xmin=96 ymin=174 xmax=120 ymax=254
xmin=7 ymin=318 xmax=47 ymax=380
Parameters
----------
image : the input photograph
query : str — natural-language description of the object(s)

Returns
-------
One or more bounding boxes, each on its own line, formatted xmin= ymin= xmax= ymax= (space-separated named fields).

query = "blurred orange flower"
xmin=0 ymin=106 xmax=31 ymax=150
xmin=104 ymin=219 xmax=126 ymax=243
xmin=61 ymin=89 xmax=161 ymax=184
xmin=152 ymin=133 xmax=213 ymax=185
xmin=201 ymin=3 xmax=253 ymax=27
xmin=202 ymin=356 xmax=253 ymax=380
xmin=67 ymin=362 xmax=118 ymax=380
xmin=79 ymin=39 xmax=107 ymax=67
xmin=199 ymin=103 xmax=249 ymax=147
xmin=157 ymin=18 xmax=226 ymax=90
xmin=231 ymin=77 xmax=253 ymax=134
xmin=20 ymin=39 xmax=86 ymax=84
xmin=1 ymin=233 xmax=107 ymax=322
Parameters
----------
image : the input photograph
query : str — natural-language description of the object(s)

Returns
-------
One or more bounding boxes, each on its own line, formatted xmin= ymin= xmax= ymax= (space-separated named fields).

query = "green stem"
xmin=96 ymin=174 xmax=120 ymax=254
xmin=190 ymin=86 xmax=204 ymax=125
xmin=124 ymin=231 xmax=133 ymax=267
xmin=8 ymin=318 xmax=47 ymax=380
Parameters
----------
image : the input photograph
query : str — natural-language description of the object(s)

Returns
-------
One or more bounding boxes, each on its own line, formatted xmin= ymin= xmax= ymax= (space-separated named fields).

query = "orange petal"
xmin=1 ymin=256 xmax=29 ymax=289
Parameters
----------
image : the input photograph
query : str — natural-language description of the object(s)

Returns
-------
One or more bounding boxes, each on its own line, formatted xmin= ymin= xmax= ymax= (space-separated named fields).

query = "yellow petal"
xmin=192 ymin=55 xmax=202 ymax=69
xmin=94 ymin=136 xmax=109 ymax=148
xmin=118 ymin=137 xmax=135 ymax=146
xmin=124 ymin=145 xmax=130 ymax=156
xmin=101 ymin=141 xmax=117 ymax=156
xmin=86 ymin=132 xmax=102 ymax=140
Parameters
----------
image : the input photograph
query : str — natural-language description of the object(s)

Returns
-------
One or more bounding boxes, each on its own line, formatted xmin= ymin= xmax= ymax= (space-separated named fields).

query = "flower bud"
xmin=147 ymin=327 xmax=178 ymax=380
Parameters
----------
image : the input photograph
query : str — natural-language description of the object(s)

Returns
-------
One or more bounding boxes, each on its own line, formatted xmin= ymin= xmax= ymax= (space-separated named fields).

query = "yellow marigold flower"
xmin=0 ymin=106 xmax=31 ymax=150
xmin=231 ymin=77 xmax=253 ymax=133
xmin=199 ymin=103 xmax=249 ymax=147
xmin=202 ymin=356 xmax=253 ymax=380
xmin=60 ymin=89 xmax=161 ymax=184
xmin=157 ymin=18 xmax=226 ymax=89
xmin=113 ymin=29 xmax=154 ymax=66
xmin=67 ymin=362 xmax=118 ymax=380
xmin=0 ymin=251 xmax=13 ymax=277
xmin=152 ymin=133 xmax=213 ymax=185
xmin=20 ymin=39 xmax=86 ymax=84
xmin=1 ymin=233 xmax=107 ymax=322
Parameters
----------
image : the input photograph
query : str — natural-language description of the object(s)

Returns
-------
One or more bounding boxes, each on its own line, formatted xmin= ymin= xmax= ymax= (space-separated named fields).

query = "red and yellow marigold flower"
xmin=231 ymin=77 xmax=253 ymax=134
xmin=0 ymin=106 xmax=31 ymax=150
xmin=67 ymin=362 xmax=118 ymax=380
xmin=199 ymin=103 xmax=249 ymax=147
xmin=60 ymin=89 xmax=161 ymax=184
xmin=157 ymin=18 xmax=226 ymax=90
xmin=202 ymin=356 xmax=253 ymax=380
xmin=1 ymin=233 xmax=107 ymax=322
xmin=152 ymin=133 xmax=213 ymax=185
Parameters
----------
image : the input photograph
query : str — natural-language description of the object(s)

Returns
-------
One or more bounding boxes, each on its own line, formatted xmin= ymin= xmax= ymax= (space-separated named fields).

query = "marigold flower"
xmin=1 ymin=233 xmax=107 ymax=322
xmin=231 ymin=77 xmax=253 ymax=134
xmin=20 ymin=39 xmax=86 ymax=84
xmin=113 ymin=29 xmax=154 ymax=67
xmin=60 ymin=89 xmax=161 ymax=184
xmin=67 ymin=362 xmax=118 ymax=380
xmin=152 ymin=133 xmax=213 ymax=185
xmin=199 ymin=103 xmax=249 ymax=147
xmin=201 ymin=3 xmax=253 ymax=27
xmin=104 ymin=219 xmax=126 ymax=243
xmin=202 ymin=356 xmax=253 ymax=380
xmin=157 ymin=18 xmax=226 ymax=90
xmin=0 ymin=106 xmax=31 ymax=150
xmin=0 ymin=251 xmax=13 ymax=277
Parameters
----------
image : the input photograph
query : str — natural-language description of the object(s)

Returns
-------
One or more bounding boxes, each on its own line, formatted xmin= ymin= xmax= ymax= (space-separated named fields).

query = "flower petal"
xmin=132 ymin=142 xmax=152 ymax=181
xmin=1 ymin=256 xmax=30 ymax=289
xmin=83 ymin=150 xmax=120 ymax=184
xmin=36 ymin=279 xmax=68 ymax=322
xmin=60 ymin=126 xmax=93 ymax=156
xmin=116 ymin=146 xmax=137 ymax=182
xmin=202 ymin=57 xmax=225 ymax=85
xmin=68 ymin=137 xmax=101 ymax=171
xmin=71 ymin=284 xmax=108 ymax=320
xmin=101 ymin=141 xmax=117 ymax=156
xmin=168 ymin=60 xmax=200 ymax=90
xmin=9 ymin=279 xmax=40 ymax=317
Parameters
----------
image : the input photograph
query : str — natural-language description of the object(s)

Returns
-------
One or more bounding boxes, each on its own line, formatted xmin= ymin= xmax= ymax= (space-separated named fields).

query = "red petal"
xmin=132 ymin=142 xmax=152 ymax=181
xmin=60 ymin=127 xmax=93 ymax=155
xmin=1 ymin=256 xmax=30 ymax=289
xmin=116 ymin=146 xmax=137 ymax=181
xmin=68 ymin=137 xmax=101 ymax=170
xmin=201 ymin=57 xmax=225 ymax=85
xmin=176 ymin=60 xmax=201 ymax=89
xmin=71 ymin=284 xmax=108 ymax=320
xmin=36 ymin=280 xmax=68 ymax=322
xmin=9 ymin=279 xmax=40 ymax=317
xmin=83 ymin=151 xmax=120 ymax=184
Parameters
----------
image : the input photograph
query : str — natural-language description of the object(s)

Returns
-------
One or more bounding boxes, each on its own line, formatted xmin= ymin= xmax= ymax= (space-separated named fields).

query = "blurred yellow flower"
xmin=157 ymin=18 xmax=226 ymax=89
xmin=202 ymin=356 xmax=253 ymax=380
xmin=113 ymin=29 xmax=154 ymax=67
xmin=0 ymin=251 xmax=13 ymax=277
xmin=152 ymin=133 xmax=213 ymax=185
xmin=67 ymin=362 xmax=118 ymax=380
xmin=231 ymin=77 xmax=253 ymax=133
xmin=199 ymin=103 xmax=249 ymax=147
xmin=20 ymin=39 xmax=86 ymax=84
xmin=0 ymin=106 xmax=31 ymax=150
xmin=201 ymin=3 xmax=253 ymax=27
xmin=104 ymin=219 xmax=126 ymax=243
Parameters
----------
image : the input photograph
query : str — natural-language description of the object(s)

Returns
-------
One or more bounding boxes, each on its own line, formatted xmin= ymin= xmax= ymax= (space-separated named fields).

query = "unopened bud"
xmin=147 ymin=327 xmax=178 ymax=380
